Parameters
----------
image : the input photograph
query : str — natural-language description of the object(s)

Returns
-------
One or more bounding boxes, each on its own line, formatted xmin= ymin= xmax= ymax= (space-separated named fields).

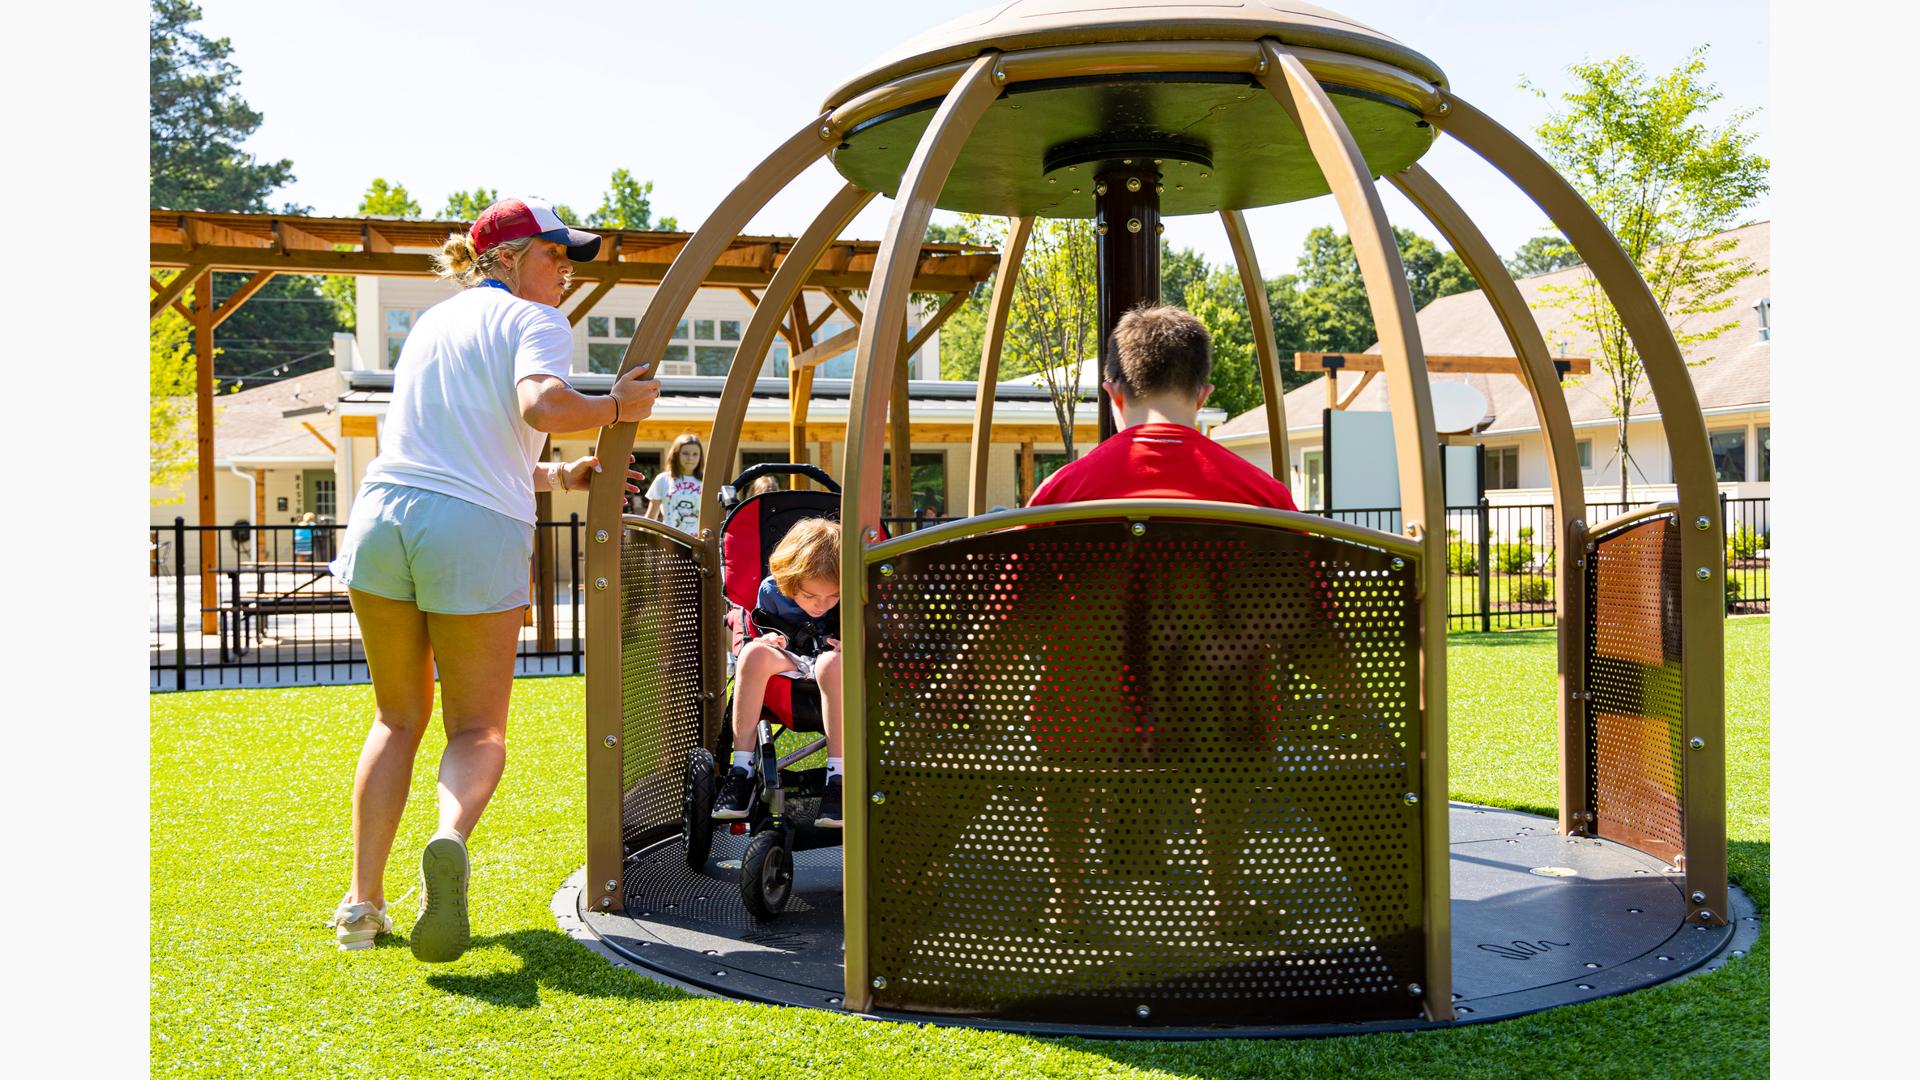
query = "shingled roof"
xmin=203 ymin=370 xmax=340 ymax=463
xmin=1214 ymin=221 xmax=1771 ymax=441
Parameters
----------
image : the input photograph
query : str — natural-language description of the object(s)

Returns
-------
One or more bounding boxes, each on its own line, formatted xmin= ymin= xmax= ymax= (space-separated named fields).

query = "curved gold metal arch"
xmin=1219 ymin=210 xmax=1289 ymax=479
xmin=1387 ymin=164 xmax=1591 ymax=836
xmin=1259 ymin=39 xmax=1451 ymax=1022
xmin=1434 ymin=93 xmax=1727 ymax=929
xmin=967 ymin=216 xmax=1034 ymax=515
xmin=583 ymin=115 xmax=837 ymax=914
xmin=838 ymin=51 xmax=1004 ymax=1013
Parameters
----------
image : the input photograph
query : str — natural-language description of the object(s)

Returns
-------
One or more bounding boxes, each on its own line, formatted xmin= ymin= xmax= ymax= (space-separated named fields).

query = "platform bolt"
xmin=605 ymin=879 xmax=618 ymax=892
xmin=1695 ymin=516 xmax=1712 ymax=530
xmin=1689 ymin=737 xmax=1705 ymax=751
xmin=1130 ymin=521 xmax=1146 ymax=536
xmin=871 ymin=791 xmax=886 ymax=805
xmin=1126 ymin=177 xmax=1142 ymax=193
xmin=1691 ymin=890 xmax=1707 ymax=904
xmin=594 ymin=577 xmax=608 ymax=590
xmin=872 ymin=975 xmax=888 ymax=989
xmin=1696 ymin=567 xmax=1712 ymax=580
xmin=880 ymin=563 xmax=894 ymax=577
xmin=604 ymin=735 xmax=618 ymax=748
xmin=594 ymin=529 xmax=608 ymax=543
xmin=1696 ymin=909 xmax=1716 ymax=922
xmin=1136 ymin=1004 xmax=1151 ymax=1019
xmin=1408 ymin=983 xmax=1424 ymax=996
xmin=599 ymin=896 xmax=612 ymax=908
xmin=1403 ymin=792 xmax=1419 ymax=805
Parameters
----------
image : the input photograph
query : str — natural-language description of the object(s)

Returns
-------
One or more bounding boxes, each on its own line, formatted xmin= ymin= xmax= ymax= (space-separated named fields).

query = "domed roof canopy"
xmin=822 ymin=1 xmax=1449 ymax=219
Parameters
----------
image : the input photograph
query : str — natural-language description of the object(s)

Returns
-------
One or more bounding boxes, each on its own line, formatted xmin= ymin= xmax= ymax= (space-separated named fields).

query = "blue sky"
xmin=195 ymin=0 xmax=1769 ymax=281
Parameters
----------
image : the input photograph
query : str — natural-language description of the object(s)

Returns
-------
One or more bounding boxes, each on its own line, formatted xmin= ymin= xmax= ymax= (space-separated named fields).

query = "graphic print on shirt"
xmin=649 ymin=474 xmax=703 ymax=534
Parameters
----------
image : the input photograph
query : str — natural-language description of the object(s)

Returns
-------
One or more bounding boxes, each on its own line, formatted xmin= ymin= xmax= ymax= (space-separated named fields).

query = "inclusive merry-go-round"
xmin=557 ymin=1 xmax=1756 ymax=1037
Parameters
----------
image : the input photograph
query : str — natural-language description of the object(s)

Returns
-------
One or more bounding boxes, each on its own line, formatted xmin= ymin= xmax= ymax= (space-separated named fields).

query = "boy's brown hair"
xmin=767 ymin=518 xmax=841 ymax=596
xmin=1104 ymin=304 xmax=1212 ymax=400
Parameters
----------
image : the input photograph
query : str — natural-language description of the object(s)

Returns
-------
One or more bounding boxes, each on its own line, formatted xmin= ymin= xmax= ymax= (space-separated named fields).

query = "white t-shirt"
xmin=361 ymin=282 xmax=574 ymax=524
xmin=647 ymin=473 xmax=703 ymax=534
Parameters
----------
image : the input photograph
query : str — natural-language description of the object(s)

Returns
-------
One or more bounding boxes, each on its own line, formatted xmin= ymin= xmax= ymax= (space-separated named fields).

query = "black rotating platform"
xmin=556 ymin=803 xmax=1759 ymax=1038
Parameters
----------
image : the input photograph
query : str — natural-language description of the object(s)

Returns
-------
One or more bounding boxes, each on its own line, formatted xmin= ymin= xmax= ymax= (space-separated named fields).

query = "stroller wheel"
xmin=740 ymin=831 xmax=793 ymax=920
xmin=681 ymin=748 xmax=716 ymax=869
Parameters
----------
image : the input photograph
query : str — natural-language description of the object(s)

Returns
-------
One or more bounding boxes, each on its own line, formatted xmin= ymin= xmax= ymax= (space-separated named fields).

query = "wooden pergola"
xmin=149 ymin=209 xmax=999 ymax=632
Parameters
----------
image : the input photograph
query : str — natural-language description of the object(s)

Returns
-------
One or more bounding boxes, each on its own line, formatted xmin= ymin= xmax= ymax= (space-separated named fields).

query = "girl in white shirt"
xmin=646 ymin=433 xmax=706 ymax=534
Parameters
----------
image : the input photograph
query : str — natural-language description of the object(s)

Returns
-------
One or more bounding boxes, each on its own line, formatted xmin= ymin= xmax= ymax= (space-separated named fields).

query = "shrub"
xmin=1447 ymin=541 xmax=1478 ymax=575
xmin=1496 ymin=541 xmax=1534 ymax=575
xmin=1727 ymin=525 xmax=1767 ymax=560
xmin=1512 ymin=576 xmax=1552 ymax=604
xmin=1518 ymin=526 xmax=1535 ymax=541
xmin=1725 ymin=575 xmax=1742 ymax=604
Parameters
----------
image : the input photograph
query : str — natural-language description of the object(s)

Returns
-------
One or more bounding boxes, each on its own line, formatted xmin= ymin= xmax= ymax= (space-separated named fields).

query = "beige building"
xmin=1213 ymin=221 xmax=1772 ymax=511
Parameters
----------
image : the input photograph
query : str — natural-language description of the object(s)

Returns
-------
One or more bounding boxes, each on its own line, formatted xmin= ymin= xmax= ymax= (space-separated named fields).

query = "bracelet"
xmin=552 ymin=463 xmax=567 ymax=492
xmin=606 ymin=394 xmax=620 ymax=426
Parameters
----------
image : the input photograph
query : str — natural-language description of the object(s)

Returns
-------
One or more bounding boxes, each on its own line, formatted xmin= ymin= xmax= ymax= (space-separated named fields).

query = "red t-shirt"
xmin=1028 ymin=422 xmax=1298 ymax=511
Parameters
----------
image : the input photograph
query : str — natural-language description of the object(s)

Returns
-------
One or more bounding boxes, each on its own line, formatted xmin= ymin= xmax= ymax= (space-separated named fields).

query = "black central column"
xmin=1094 ymin=163 xmax=1162 ymax=444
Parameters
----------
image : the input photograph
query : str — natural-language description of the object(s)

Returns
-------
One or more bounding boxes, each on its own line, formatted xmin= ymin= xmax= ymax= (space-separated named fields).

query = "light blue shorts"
xmin=330 ymin=482 xmax=534 ymax=614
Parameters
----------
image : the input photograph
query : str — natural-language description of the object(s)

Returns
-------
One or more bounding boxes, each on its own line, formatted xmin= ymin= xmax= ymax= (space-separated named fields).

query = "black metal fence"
xmin=149 ymin=497 xmax=1768 ymax=690
xmin=150 ymin=516 xmax=587 ymax=692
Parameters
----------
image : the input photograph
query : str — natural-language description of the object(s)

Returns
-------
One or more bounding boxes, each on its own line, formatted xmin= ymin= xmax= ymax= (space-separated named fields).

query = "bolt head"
xmin=1155 ymin=184 xmax=1165 ymax=195
xmin=1437 ymin=100 xmax=1451 ymax=114
xmin=700 ymin=529 xmax=712 ymax=540
xmin=871 ymin=791 xmax=886 ymax=805
xmin=1689 ymin=737 xmax=1705 ymax=751
xmin=598 ymin=895 xmax=612 ymax=908
xmin=993 ymin=68 xmax=1007 ymax=83
xmin=818 ymin=124 xmax=833 ymax=140
xmin=1126 ymin=177 xmax=1142 ymax=192
xmin=1135 ymin=1004 xmax=1151 ymax=1019
xmin=594 ymin=577 xmax=608 ymax=590
xmin=604 ymin=735 xmax=618 ymax=748
xmin=864 ymin=528 xmax=880 ymax=542
xmin=605 ymin=879 xmax=618 ymax=892
xmin=879 ymin=563 xmax=895 ymax=577
xmin=1404 ymin=792 xmax=1420 ymax=805
xmin=1695 ymin=516 xmax=1712 ymax=530
xmin=1408 ymin=983 xmax=1423 ymax=997
xmin=1696 ymin=909 xmax=1715 ymax=922
xmin=1129 ymin=521 xmax=1146 ymax=536
xmin=594 ymin=529 xmax=609 ymax=543
xmin=1155 ymin=223 xmax=1164 ymax=235
xmin=871 ymin=975 xmax=888 ymax=989
xmin=1696 ymin=567 xmax=1712 ymax=580
xmin=1691 ymin=890 xmax=1708 ymax=904
xmin=1070 ymin=187 xmax=1081 ymax=195
xmin=1094 ymin=182 xmax=1108 ymax=196
xmin=1097 ymin=223 xmax=1109 ymax=235
xmin=1391 ymin=557 xmax=1405 ymax=571
xmin=1126 ymin=218 xmax=1142 ymax=233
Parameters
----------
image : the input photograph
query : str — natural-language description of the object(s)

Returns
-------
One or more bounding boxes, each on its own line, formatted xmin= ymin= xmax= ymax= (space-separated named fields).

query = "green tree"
xmin=1160 ymin=242 xmax=1209 ymax=308
xmin=1525 ymin=46 xmax=1768 ymax=500
xmin=1506 ymin=233 xmax=1581 ymax=278
xmin=442 ymin=187 xmax=500 ymax=221
xmin=150 ymin=272 xmax=201 ymax=499
xmin=586 ymin=168 xmax=678 ymax=230
xmin=1286 ymin=225 xmax=1478 ymax=355
xmin=149 ymin=0 xmax=295 ymax=211
xmin=358 ymin=177 xmax=422 ymax=218
xmin=1183 ymin=270 xmax=1264 ymax=421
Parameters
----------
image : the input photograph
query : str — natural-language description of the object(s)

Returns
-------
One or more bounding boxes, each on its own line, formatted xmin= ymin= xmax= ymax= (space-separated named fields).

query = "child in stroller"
xmin=713 ymin=515 xmax=844 ymax=827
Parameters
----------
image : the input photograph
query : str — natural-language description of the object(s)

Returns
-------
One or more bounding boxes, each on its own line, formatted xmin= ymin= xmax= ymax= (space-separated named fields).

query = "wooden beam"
xmin=361 ymin=224 xmax=394 ymax=253
xmin=211 ymin=270 xmax=277 ymax=329
xmin=1295 ymin=351 xmax=1593 ymax=375
xmin=902 ymin=289 xmax=970 ymax=365
xmin=1336 ymin=370 xmax=1377 ymax=410
xmin=824 ymin=288 xmax=864 ymax=325
xmin=151 ymin=277 xmax=194 ymax=321
xmin=252 ymin=468 xmax=266 ymax=525
xmin=790 ymin=325 xmax=860 ymax=371
xmin=272 ymin=218 xmax=331 ymax=252
xmin=193 ymin=268 xmax=219 ymax=634
xmin=788 ymin=294 xmax=816 ymax=483
xmin=301 ymin=421 xmax=338 ymax=453
xmin=150 ymin=265 xmax=207 ymax=320
xmin=806 ymin=296 xmax=835 ymax=336
xmin=565 ymin=278 xmax=620 ymax=326
xmin=1020 ymin=440 xmax=1035 ymax=506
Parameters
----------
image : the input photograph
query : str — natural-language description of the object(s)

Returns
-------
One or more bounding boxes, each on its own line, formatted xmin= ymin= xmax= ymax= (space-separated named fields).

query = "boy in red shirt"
xmin=1029 ymin=304 xmax=1295 ymax=510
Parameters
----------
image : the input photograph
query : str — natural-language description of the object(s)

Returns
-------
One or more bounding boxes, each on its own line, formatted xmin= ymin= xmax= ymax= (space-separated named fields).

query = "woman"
xmin=645 ymin=432 xmax=704 ymax=534
xmin=327 ymin=197 xmax=660 ymax=961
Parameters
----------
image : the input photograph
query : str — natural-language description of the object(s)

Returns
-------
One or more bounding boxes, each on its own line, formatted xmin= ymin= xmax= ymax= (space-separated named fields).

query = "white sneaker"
xmin=333 ymin=897 xmax=392 ymax=951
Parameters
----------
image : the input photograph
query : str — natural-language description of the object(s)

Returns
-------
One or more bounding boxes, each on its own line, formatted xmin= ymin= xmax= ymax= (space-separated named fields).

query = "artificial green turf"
xmin=151 ymin=618 xmax=1769 ymax=1077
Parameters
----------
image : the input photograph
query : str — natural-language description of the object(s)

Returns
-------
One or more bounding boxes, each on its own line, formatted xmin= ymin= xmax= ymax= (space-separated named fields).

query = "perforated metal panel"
xmin=1584 ymin=516 xmax=1685 ymax=864
xmin=620 ymin=526 xmax=707 ymax=850
xmin=863 ymin=518 xmax=1427 ymax=1025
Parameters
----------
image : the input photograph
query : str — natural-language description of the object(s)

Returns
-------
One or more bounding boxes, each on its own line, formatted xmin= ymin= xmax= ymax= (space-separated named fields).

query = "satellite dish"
xmin=1429 ymin=381 xmax=1489 ymax=435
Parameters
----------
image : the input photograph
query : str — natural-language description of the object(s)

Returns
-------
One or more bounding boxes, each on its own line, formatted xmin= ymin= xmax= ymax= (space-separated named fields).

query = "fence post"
xmin=174 ymin=516 xmax=187 ymax=691
xmin=1477 ymin=497 xmax=1492 ymax=634
xmin=570 ymin=513 xmax=582 ymax=676
xmin=1720 ymin=490 xmax=1731 ymax=615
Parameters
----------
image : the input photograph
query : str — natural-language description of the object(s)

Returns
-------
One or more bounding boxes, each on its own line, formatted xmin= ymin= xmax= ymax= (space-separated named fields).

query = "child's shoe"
xmin=816 ymin=774 xmax=844 ymax=828
xmin=713 ymin=767 xmax=755 ymax=820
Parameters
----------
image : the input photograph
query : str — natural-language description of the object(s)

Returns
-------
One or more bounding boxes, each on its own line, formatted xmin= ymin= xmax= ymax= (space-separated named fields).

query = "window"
xmin=815 ymin=321 xmax=855 ymax=378
xmin=1302 ymin=450 xmax=1324 ymax=511
xmin=1485 ymin=446 xmax=1520 ymax=490
xmin=1576 ymin=439 xmax=1592 ymax=469
xmin=1021 ymin=452 xmax=1073 ymax=505
xmin=1710 ymin=429 xmax=1748 ymax=482
xmin=384 ymin=309 xmax=420 ymax=365
xmin=648 ymin=317 xmax=745 ymax=377
xmin=1753 ymin=297 xmax=1770 ymax=342
xmin=313 ymin=477 xmax=336 ymax=518
xmin=881 ymin=451 xmax=947 ymax=518
xmin=1757 ymin=425 xmax=1770 ymax=482
xmin=585 ymin=315 xmax=644 ymax=374
xmin=737 ymin=450 xmax=788 ymax=481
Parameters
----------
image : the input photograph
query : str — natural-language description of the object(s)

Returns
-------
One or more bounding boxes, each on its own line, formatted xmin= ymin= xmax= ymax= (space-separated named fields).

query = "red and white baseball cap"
xmin=470 ymin=197 xmax=602 ymax=261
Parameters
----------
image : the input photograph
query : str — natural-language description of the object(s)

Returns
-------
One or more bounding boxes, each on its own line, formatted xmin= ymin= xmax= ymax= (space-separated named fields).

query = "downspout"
xmin=226 ymin=464 xmax=257 ymax=524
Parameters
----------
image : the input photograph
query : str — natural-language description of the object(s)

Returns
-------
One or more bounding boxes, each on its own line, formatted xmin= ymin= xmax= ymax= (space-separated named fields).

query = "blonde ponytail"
xmin=431 ymin=232 xmax=534 ymax=288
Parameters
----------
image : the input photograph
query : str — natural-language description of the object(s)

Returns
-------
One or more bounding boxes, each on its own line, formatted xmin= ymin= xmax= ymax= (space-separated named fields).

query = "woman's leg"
xmin=729 ymin=641 xmax=797 ymax=750
xmin=424 ymin=607 xmax=526 ymax=838
xmin=348 ymin=589 xmax=436 ymax=908
xmin=815 ymin=650 xmax=843 ymax=758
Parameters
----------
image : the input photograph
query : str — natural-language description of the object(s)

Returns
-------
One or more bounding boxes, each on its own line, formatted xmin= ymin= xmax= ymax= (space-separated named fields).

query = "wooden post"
xmin=252 ymin=469 xmax=266 ymax=526
xmin=789 ymin=296 xmax=816 ymax=487
xmin=1019 ymin=439 xmax=1035 ymax=506
xmin=193 ymin=269 xmax=219 ymax=634
xmin=533 ymin=440 xmax=557 ymax=649
xmin=889 ymin=333 xmax=912 ymax=520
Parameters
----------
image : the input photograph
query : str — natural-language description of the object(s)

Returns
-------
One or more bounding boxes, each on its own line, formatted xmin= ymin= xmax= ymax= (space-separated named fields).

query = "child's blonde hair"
xmin=767 ymin=518 xmax=840 ymax=596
